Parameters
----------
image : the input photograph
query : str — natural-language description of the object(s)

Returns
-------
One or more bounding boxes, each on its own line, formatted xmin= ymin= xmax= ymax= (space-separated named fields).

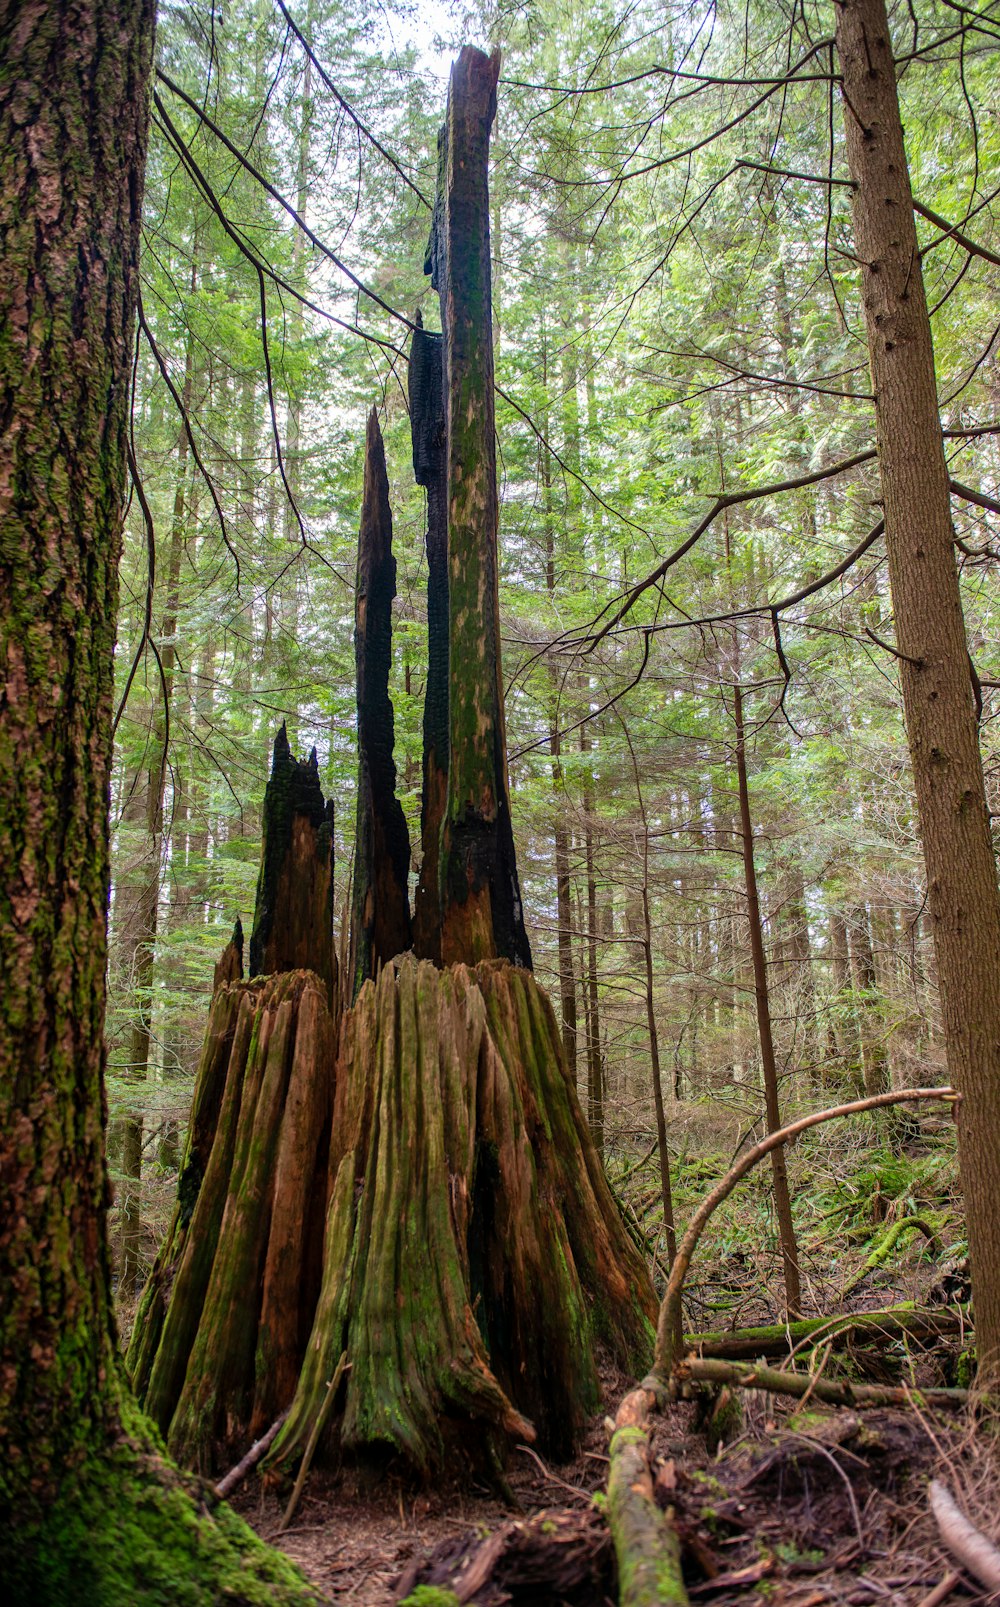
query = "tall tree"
xmin=0 ymin=4 xmax=315 ymax=1597
xmin=836 ymin=0 xmax=1000 ymax=1380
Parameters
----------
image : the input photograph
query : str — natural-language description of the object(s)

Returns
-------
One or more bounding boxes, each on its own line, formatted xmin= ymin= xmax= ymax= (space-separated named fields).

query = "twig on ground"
xmin=915 ymin=1569 xmax=962 ymax=1607
xmin=515 ymin=1444 xmax=593 ymax=1501
xmin=215 ymin=1410 xmax=289 ymax=1499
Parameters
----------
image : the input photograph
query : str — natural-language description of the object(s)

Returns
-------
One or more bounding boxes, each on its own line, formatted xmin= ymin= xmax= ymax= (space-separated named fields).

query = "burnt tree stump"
xmin=129 ymin=45 xmax=657 ymax=1486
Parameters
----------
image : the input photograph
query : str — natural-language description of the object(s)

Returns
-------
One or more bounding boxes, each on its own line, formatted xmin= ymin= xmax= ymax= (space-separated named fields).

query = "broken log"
xmin=249 ymin=724 xmax=336 ymax=1001
xmin=349 ymin=407 xmax=412 ymax=997
xmin=685 ymin=1305 xmax=966 ymax=1362
xmin=607 ymin=1385 xmax=688 ymax=1607
xmin=426 ymin=46 xmax=532 ymax=971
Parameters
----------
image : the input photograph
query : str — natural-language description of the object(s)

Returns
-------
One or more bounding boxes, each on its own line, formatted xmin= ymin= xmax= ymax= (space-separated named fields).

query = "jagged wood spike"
xmin=427 ymin=46 xmax=532 ymax=970
xmin=249 ymin=724 xmax=336 ymax=999
xmin=213 ymin=914 xmax=244 ymax=992
xmin=349 ymin=408 xmax=412 ymax=998
xmin=409 ymin=317 xmax=449 ymax=963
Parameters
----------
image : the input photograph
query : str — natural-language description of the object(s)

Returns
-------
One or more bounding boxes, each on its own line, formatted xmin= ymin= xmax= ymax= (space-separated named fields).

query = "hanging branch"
xmin=274 ymin=0 xmax=430 ymax=208
xmin=155 ymin=69 xmax=415 ymax=332
xmin=136 ymin=287 xmax=240 ymax=584
xmin=652 ymin=1087 xmax=957 ymax=1378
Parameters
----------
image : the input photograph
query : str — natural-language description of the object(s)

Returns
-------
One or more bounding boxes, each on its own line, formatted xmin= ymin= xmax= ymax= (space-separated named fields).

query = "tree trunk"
xmin=427 ymin=47 xmax=532 ymax=971
xmin=0 ymin=6 xmax=313 ymax=1599
xmin=836 ymin=0 xmax=1000 ymax=1379
xmin=733 ymin=685 xmax=802 ymax=1319
xmin=349 ymin=408 xmax=412 ymax=997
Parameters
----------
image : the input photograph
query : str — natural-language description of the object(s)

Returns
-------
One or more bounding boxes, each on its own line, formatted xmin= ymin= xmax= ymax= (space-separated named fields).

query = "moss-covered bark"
xmin=350 ymin=408 xmax=412 ymax=997
xmin=267 ymin=956 xmax=655 ymax=1478
xmin=0 ymin=7 xmax=318 ymax=1598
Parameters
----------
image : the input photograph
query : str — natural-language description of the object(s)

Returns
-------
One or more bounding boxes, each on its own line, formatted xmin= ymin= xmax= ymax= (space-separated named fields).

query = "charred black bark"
xmin=249 ymin=725 xmax=336 ymax=1000
xmin=410 ymin=319 xmax=449 ymax=963
xmin=349 ymin=409 xmax=412 ymax=998
xmin=425 ymin=47 xmax=532 ymax=972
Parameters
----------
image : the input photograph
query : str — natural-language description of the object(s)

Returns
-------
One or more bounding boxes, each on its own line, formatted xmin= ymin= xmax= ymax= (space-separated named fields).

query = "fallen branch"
xmin=685 ymin=1305 xmax=965 ymax=1362
xmin=653 ymin=1088 xmax=956 ymax=1377
xmin=841 ymin=1217 xmax=941 ymax=1301
xmin=928 ymin=1479 xmax=1000 ymax=1592
xmin=214 ymin=1410 xmax=289 ymax=1499
xmin=607 ymin=1385 xmax=688 ymax=1607
xmin=677 ymin=1356 xmax=968 ymax=1412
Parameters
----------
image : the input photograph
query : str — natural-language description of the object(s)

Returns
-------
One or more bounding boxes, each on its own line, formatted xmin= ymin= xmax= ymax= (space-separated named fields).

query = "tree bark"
xmin=427 ymin=47 xmax=532 ymax=971
xmin=349 ymin=408 xmax=412 ymax=996
xmin=836 ymin=0 xmax=1000 ymax=1379
xmin=410 ymin=319 xmax=449 ymax=964
xmin=0 ymin=6 xmax=314 ymax=1599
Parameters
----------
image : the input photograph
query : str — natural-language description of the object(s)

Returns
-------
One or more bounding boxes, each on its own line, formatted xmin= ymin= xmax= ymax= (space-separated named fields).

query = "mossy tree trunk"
xmin=0 ymin=7 xmax=315 ymax=1600
xmin=349 ymin=408 xmax=412 ymax=997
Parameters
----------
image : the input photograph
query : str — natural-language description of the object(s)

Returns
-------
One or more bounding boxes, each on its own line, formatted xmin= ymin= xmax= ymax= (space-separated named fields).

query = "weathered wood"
xmin=409 ymin=317 xmax=448 ymax=964
xmin=250 ymin=724 xmax=336 ymax=1000
xmin=679 ymin=1355 xmax=969 ymax=1412
xmin=427 ymin=47 xmax=532 ymax=971
xmin=267 ymin=955 xmax=656 ymax=1479
xmin=213 ymin=915 xmax=244 ymax=992
xmin=349 ymin=408 xmax=412 ymax=997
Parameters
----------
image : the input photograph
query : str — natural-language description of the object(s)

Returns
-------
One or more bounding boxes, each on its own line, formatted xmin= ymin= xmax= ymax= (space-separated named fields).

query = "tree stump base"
xmin=131 ymin=955 xmax=656 ymax=1480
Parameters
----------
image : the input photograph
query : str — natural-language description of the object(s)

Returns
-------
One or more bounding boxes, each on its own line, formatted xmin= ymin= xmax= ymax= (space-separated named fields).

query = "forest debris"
xmin=685 ymin=1306 xmax=965 ymax=1363
xmin=278 ymin=1352 xmax=347 ymax=1533
xmin=688 ymin=1559 xmax=772 ymax=1595
xmin=679 ymin=1356 xmax=968 ymax=1412
xmin=928 ymin=1478 xmax=1000 ymax=1592
xmin=914 ymin=1570 xmax=962 ymax=1607
xmin=391 ymin=1508 xmax=613 ymax=1604
xmin=840 ymin=1217 xmax=942 ymax=1301
xmin=653 ymin=1087 xmax=956 ymax=1377
xmin=607 ymin=1384 xmax=688 ymax=1606
xmin=215 ymin=1409 xmax=289 ymax=1499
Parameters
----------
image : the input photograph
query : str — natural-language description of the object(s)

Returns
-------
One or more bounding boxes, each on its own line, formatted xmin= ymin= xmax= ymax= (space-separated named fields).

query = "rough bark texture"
xmin=350 ymin=408 xmax=412 ymax=997
xmin=410 ymin=318 xmax=449 ymax=965
xmin=132 ymin=970 xmax=335 ymax=1472
xmin=0 ymin=6 xmax=317 ymax=1600
xmin=250 ymin=723 xmax=336 ymax=1002
xmin=134 ymin=954 xmax=655 ymax=1481
xmin=427 ymin=47 xmax=532 ymax=971
xmin=835 ymin=0 xmax=1000 ymax=1380
xmin=267 ymin=955 xmax=656 ymax=1480
xmin=0 ymin=0 xmax=154 ymax=1507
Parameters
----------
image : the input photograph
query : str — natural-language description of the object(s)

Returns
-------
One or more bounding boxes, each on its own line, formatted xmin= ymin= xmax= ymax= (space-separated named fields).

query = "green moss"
xmin=4 ymin=1411 xmax=317 ymax=1607
xmin=399 ymin=1589 xmax=461 ymax=1607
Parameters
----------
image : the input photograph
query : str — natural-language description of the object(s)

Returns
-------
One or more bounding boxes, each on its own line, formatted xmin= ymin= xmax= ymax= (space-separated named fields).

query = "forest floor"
xmin=127 ymin=1116 xmax=1000 ymax=1604
xmin=230 ymin=1344 xmax=1000 ymax=1606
